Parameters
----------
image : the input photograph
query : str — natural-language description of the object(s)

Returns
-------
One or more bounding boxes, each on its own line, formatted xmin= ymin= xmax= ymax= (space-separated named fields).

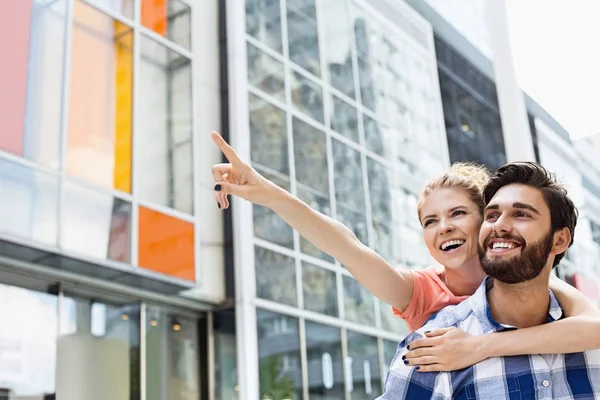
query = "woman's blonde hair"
xmin=417 ymin=162 xmax=491 ymax=218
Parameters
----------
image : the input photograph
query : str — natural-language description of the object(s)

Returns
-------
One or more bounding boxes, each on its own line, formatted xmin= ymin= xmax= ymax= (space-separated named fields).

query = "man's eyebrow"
xmin=513 ymin=202 xmax=540 ymax=215
xmin=483 ymin=203 xmax=540 ymax=215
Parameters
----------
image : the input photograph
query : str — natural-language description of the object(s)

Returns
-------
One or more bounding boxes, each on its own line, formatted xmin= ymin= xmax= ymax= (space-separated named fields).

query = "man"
xmin=378 ymin=162 xmax=600 ymax=399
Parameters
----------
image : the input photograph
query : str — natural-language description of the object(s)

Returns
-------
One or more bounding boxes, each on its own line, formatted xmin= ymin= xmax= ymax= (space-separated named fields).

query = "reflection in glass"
xmin=290 ymin=71 xmax=324 ymax=123
xmin=60 ymin=296 xmax=140 ymax=399
xmin=247 ymin=43 xmax=285 ymax=101
xmin=380 ymin=301 xmax=409 ymax=335
xmin=257 ymin=309 xmax=302 ymax=400
xmin=343 ymin=276 xmax=374 ymax=325
xmin=246 ymin=0 xmax=282 ymax=53
xmin=305 ymin=322 xmax=344 ymax=398
xmin=2 ymin=0 xmax=67 ymax=168
xmin=302 ymin=263 xmax=338 ymax=317
xmin=146 ymin=306 xmax=200 ymax=400
xmin=347 ymin=331 xmax=382 ymax=399
xmin=138 ymin=34 xmax=193 ymax=213
xmin=297 ymin=188 xmax=334 ymax=262
xmin=321 ymin=0 xmax=355 ymax=97
xmin=88 ymin=0 xmax=134 ymax=18
xmin=367 ymin=159 xmax=391 ymax=224
xmin=293 ymin=118 xmax=328 ymax=193
xmin=253 ymin=169 xmax=294 ymax=248
xmin=214 ymin=309 xmax=238 ymax=400
xmin=0 ymin=159 xmax=58 ymax=246
xmin=363 ymin=115 xmax=384 ymax=156
xmin=330 ymin=96 xmax=359 ymax=143
xmin=62 ymin=182 xmax=131 ymax=263
xmin=287 ymin=0 xmax=320 ymax=76
xmin=68 ymin=1 xmax=134 ymax=192
xmin=336 ymin=206 xmax=368 ymax=246
xmin=255 ymin=247 xmax=297 ymax=307
xmin=141 ymin=0 xmax=191 ymax=49
xmin=249 ymin=94 xmax=289 ymax=174
xmin=0 ymin=283 xmax=58 ymax=398
xmin=332 ymin=140 xmax=364 ymax=211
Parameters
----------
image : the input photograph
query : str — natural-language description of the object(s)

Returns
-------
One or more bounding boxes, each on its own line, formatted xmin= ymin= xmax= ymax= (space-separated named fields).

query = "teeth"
xmin=492 ymin=242 xmax=516 ymax=250
xmin=441 ymin=240 xmax=465 ymax=250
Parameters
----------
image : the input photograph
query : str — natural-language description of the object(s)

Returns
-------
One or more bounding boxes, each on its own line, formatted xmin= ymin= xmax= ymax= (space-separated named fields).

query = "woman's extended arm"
xmin=404 ymin=275 xmax=600 ymax=372
xmin=211 ymin=131 xmax=415 ymax=312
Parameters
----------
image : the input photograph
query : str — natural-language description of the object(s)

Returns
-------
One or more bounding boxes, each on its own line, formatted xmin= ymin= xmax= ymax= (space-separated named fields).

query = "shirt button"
xmin=542 ymin=380 xmax=550 ymax=387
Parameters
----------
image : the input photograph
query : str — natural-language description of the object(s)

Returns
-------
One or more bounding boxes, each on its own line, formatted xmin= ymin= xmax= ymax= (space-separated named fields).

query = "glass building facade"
xmin=225 ymin=0 xmax=449 ymax=397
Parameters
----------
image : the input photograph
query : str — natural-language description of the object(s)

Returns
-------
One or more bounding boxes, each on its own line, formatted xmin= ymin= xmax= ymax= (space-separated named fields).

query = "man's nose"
xmin=492 ymin=214 xmax=512 ymax=235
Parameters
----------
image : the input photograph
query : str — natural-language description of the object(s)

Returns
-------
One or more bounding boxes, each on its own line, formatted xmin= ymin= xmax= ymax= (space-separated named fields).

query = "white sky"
xmin=504 ymin=0 xmax=600 ymax=139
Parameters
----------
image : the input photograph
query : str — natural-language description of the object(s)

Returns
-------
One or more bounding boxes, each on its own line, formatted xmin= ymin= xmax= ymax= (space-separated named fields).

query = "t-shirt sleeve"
xmin=392 ymin=269 xmax=442 ymax=326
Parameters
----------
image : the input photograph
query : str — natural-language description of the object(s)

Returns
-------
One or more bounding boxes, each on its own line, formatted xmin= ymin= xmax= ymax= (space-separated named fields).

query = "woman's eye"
xmin=452 ymin=210 xmax=466 ymax=217
xmin=423 ymin=219 xmax=435 ymax=227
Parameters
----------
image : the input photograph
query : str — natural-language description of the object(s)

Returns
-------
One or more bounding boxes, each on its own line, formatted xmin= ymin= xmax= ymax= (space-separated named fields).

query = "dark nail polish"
xmin=217 ymin=202 xmax=221 ymax=209
xmin=214 ymin=184 xmax=222 ymax=191
xmin=415 ymin=366 xmax=420 ymax=371
xmin=402 ymin=355 xmax=406 ymax=361
xmin=407 ymin=345 xmax=410 ymax=350
xmin=403 ymin=360 xmax=409 ymax=365
xmin=425 ymin=330 xmax=431 ymax=333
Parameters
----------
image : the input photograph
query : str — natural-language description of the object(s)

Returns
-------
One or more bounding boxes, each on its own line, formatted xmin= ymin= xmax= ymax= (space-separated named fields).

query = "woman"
xmin=210 ymin=131 xmax=600 ymax=372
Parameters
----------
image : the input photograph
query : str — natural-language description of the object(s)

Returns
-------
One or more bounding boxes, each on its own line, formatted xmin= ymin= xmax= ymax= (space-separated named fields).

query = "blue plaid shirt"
xmin=378 ymin=277 xmax=600 ymax=399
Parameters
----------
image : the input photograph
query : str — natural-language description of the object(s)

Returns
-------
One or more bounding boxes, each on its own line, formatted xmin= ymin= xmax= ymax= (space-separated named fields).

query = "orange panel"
xmin=113 ymin=21 xmax=133 ymax=193
xmin=138 ymin=206 xmax=195 ymax=281
xmin=67 ymin=1 xmax=132 ymax=192
xmin=0 ymin=2 xmax=33 ymax=155
xmin=141 ymin=0 xmax=167 ymax=36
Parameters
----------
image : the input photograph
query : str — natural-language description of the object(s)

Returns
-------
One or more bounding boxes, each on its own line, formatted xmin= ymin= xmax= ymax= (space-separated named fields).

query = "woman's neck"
xmin=442 ymin=257 xmax=486 ymax=296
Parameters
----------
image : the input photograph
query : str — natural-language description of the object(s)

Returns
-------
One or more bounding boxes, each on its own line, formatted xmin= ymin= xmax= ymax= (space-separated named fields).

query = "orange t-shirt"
xmin=392 ymin=267 xmax=470 ymax=331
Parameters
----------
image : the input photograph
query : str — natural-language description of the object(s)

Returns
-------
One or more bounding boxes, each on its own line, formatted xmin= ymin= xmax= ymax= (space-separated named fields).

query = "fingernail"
xmin=425 ymin=330 xmax=431 ymax=333
xmin=402 ymin=355 xmax=406 ymax=361
xmin=217 ymin=202 xmax=221 ymax=209
xmin=406 ymin=345 xmax=410 ymax=350
xmin=214 ymin=184 xmax=222 ymax=191
xmin=415 ymin=366 xmax=420 ymax=371
xmin=403 ymin=360 xmax=408 ymax=365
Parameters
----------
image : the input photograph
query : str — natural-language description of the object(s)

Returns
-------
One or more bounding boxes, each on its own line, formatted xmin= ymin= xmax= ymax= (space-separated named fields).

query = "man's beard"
xmin=478 ymin=231 xmax=554 ymax=284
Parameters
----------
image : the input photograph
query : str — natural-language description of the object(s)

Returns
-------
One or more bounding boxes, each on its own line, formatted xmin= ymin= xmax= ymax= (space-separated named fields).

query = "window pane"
xmin=305 ymin=322 xmax=344 ymax=398
xmin=0 ymin=284 xmax=58 ymax=397
xmin=253 ymin=169 xmax=294 ymax=248
xmin=293 ymin=117 xmax=328 ymax=193
xmin=60 ymin=296 xmax=140 ymax=399
xmin=138 ymin=35 xmax=193 ymax=213
xmin=146 ymin=306 xmax=200 ymax=400
xmin=62 ymin=182 xmax=132 ymax=263
xmin=0 ymin=159 xmax=58 ymax=246
xmin=213 ymin=309 xmax=238 ymax=400
xmin=336 ymin=206 xmax=368 ymax=246
xmin=363 ymin=115 xmax=384 ymax=156
xmin=1 ymin=0 xmax=66 ymax=167
xmin=68 ymin=1 xmax=133 ymax=192
xmin=290 ymin=71 xmax=324 ymax=123
xmin=249 ymin=94 xmax=289 ymax=174
xmin=367 ymin=158 xmax=392 ymax=223
xmin=302 ymin=263 xmax=338 ymax=317
xmin=247 ymin=43 xmax=285 ymax=101
xmin=255 ymin=247 xmax=297 ymax=307
xmin=141 ymin=0 xmax=190 ymax=50
xmin=257 ymin=309 xmax=302 ymax=399
xmin=297 ymin=188 xmax=334 ymax=262
xmin=246 ymin=0 xmax=282 ymax=53
xmin=332 ymin=140 xmax=364 ymax=211
xmin=138 ymin=206 xmax=195 ymax=281
xmin=380 ymin=301 xmax=409 ymax=335
xmin=330 ymin=96 xmax=359 ymax=143
xmin=382 ymin=340 xmax=399 ymax=377
xmin=88 ymin=0 xmax=134 ymax=18
xmin=287 ymin=0 xmax=320 ymax=77
xmin=346 ymin=332 xmax=381 ymax=399
xmin=343 ymin=276 xmax=374 ymax=325
xmin=321 ymin=0 xmax=355 ymax=97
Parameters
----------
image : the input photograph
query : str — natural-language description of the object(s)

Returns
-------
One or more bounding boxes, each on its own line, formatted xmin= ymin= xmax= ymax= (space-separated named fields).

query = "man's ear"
xmin=551 ymin=227 xmax=571 ymax=256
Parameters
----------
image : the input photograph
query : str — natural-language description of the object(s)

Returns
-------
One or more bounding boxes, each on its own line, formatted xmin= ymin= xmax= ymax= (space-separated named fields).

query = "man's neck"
xmin=443 ymin=256 xmax=487 ymax=296
xmin=487 ymin=269 xmax=552 ymax=329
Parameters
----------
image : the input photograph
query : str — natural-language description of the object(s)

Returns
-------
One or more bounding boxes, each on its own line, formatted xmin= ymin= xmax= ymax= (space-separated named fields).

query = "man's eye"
xmin=485 ymin=213 xmax=499 ymax=220
xmin=516 ymin=212 xmax=530 ymax=218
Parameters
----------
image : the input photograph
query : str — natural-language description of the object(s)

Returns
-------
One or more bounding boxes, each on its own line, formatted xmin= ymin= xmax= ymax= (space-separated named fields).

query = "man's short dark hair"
xmin=483 ymin=161 xmax=578 ymax=267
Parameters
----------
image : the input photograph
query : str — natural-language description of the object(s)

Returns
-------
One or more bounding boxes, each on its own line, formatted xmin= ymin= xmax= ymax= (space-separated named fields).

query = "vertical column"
xmin=485 ymin=0 xmax=535 ymax=162
xmin=226 ymin=1 xmax=259 ymax=399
